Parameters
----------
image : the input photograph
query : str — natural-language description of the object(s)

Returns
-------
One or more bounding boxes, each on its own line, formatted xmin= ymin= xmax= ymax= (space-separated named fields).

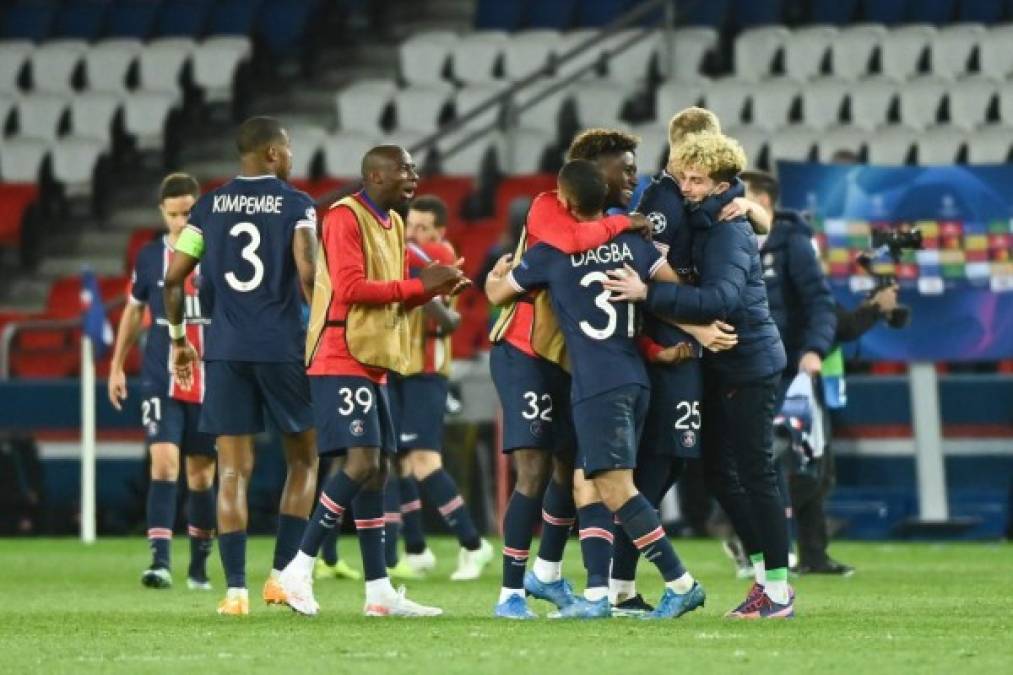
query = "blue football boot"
xmin=494 ymin=594 xmax=537 ymax=620
xmin=523 ymin=570 xmax=577 ymax=609
xmin=643 ymin=582 xmax=706 ymax=620
xmin=548 ymin=597 xmax=611 ymax=619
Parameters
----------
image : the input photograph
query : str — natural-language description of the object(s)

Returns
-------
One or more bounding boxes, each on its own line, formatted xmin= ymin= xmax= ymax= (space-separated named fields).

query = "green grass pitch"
xmin=2 ymin=537 xmax=1010 ymax=674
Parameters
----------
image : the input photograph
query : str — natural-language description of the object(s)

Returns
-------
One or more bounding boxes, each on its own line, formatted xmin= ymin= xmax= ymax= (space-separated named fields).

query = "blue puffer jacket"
xmin=645 ymin=187 xmax=787 ymax=384
xmin=760 ymin=210 xmax=837 ymax=370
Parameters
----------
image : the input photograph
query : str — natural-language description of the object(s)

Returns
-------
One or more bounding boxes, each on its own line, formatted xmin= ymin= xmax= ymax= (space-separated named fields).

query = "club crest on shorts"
xmin=529 ymin=420 xmax=544 ymax=438
xmin=680 ymin=430 xmax=696 ymax=448
xmin=647 ymin=211 xmax=667 ymax=234
xmin=350 ymin=419 xmax=365 ymax=437
xmin=147 ymin=421 xmax=159 ymax=437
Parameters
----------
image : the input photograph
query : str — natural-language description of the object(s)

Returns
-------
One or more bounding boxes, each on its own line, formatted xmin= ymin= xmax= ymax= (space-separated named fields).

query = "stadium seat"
xmin=399 ymin=31 xmax=456 ymax=86
xmin=655 ymin=79 xmax=707 ymax=122
xmin=830 ymin=23 xmax=885 ymax=81
xmin=104 ymin=0 xmax=160 ymax=39
xmin=70 ymin=92 xmax=121 ymax=144
xmin=768 ymin=126 xmax=820 ymax=165
xmin=50 ymin=136 xmax=106 ymax=197
xmin=947 ymin=76 xmax=998 ymax=131
xmin=602 ymin=29 xmax=661 ymax=83
xmin=860 ymin=0 xmax=907 ymax=25
xmin=30 ymin=40 xmax=88 ymax=94
xmin=958 ymin=0 xmax=1005 ymax=22
xmin=897 ymin=76 xmax=948 ymax=130
xmin=965 ymin=124 xmax=1013 ymax=163
xmin=0 ymin=41 xmax=33 ymax=94
xmin=438 ymin=128 xmax=503 ymax=175
xmin=322 ymin=131 xmax=382 ymax=178
xmin=514 ymin=77 xmax=573 ymax=136
xmin=15 ymin=93 xmax=69 ymax=142
xmin=335 ymin=79 xmax=396 ymax=133
xmin=138 ymin=37 xmax=194 ymax=92
xmin=0 ymin=183 xmax=38 ymax=247
xmin=192 ymin=36 xmax=251 ymax=104
xmin=800 ymin=78 xmax=849 ymax=130
xmin=916 ymin=125 xmax=966 ymax=164
xmin=907 ymin=0 xmax=958 ymax=23
xmin=784 ymin=26 xmax=837 ymax=81
xmin=494 ymin=173 xmax=557 ymax=220
xmin=978 ymin=24 xmax=1013 ymax=80
xmin=929 ymin=24 xmax=984 ymax=80
xmin=734 ymin=26 xmax=790 ymax=82
xmin=573 ymin=78 xmax=637 ymax=128
xmin=156 ymin=0 xmax=214 ymax=38
xmin=866 ymin=126 xmax=917 ymax=164
xmin=286 ymin=124 xmax=326 ymax=180
xmin=123 ymin=90 xmax=179 ymax=150
xmin=553 ymin=29 xmax=604 ymax=82
xmin=526 ymin=0 xmax=578 ymax=30
xmin=724 ymin=125 xmax=768 ymax=168
xmin=880 ymin=25 xmax=935 ymax=81
xmin=450 ymin=31 xmax=508 ymax=85
xmin=701 ymin=77 xmax=751 ymax=127
xmin=83 ymin=39 xmax=142 ymax=94
xmin=731 ymin=0 xmax=784 ymax=28
xmin=662 ymin=27 xmax=718 ymax=81
xmin=0 ymin=137 xmax=50 ymax=182
xmin=848 ymin=76 xmax=900 ymax=131
xmin=502 ymin=127 xmax=555 ymax=174
xmin=675 ymin=0 xmax=729 ymax=28
xmin=810 ymin=0 xmax=859 ymax=24
xmin=503 ymin=30 xmax=559 ymax=81
xmin=750 ymin=78 xmax=800 ymax=132
xmin=207 ymin=0 xmax=261 ymax=36
xmin=0 ymin=93 xmax=14 ymax=129
xmin=815 ymin=125 xmax=866 ymax=161
xmin=415 ymin=175 xmax=475 ymax=222
xmin=997 ymin=80 xmax=1013 ymax=126
xmin=0 ymin=2 xmax=57 ymax=41
xmin=54 ymin=0 xmax=107 ymax=40
xmin=256 ymin=0 xmax=316 ymax=58
xmin=474 ymin=0 xmax=527 ymax=31
xmin=392 ymin=84 xmax=454 ymax=134
xmin=454 ymin=83 xmax=507 ymax=134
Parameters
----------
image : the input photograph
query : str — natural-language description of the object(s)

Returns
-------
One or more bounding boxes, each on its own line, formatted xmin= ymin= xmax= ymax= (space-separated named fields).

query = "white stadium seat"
xmin=663 ymin=28 xmax=718 ymax=81
xmin=322 ymin=131 xmax=382 ymax=178
xmin=898 ymin=77 xmax=948 ymax=131
xmin=815 ymin=125 xmax=866 ymax=161
xmin=123 ymin=90 xmax=179 ymax=150
xmin=866 ymin=126 xmax=918 ymax=165
xmin=654 ymin=79 xmax=706 ymax=122
xmin=502 ymin=127 xmax=554 ymax=174
xmin=800 ymin=78 xmax=849 ymax=130
xmin=996 ymin=79 xmax=1013 ymax=125
xmin=15 ymin=94 xmax=69 ymax=142
xmin=880 ymin=24 xmax=935 ymax=81
xmin=84 ymin=39 xmax=141 ymax=94
xmin=455 ymin=83 xmax=507 ymax=133
xmin=734 ymin=26 xmax=790 ymax=82
xmin=629 ymin=122 xmax=669 ymax=171
xmin=51 ymin=136 xmax=106 ymax=196
xmin=830 ymin=23 xmax=886 ymax=81
xmin=724 ymin=125 xmax=768 ymax=168
xmin=948 ymin=76 xmax=998 ymax=131
xmin=574 ymin=79 xmax=637 ymax=128
xmin=0 ymin=94 xmax=15 ymax=130
xmin=965 ymin=124 xmax=1013 ymax=164
xmin=138 ymin=38 xmax=194 ymax=92
xmin=515 ymin=77 xmax=573 ymax=134
xmin=0 ymin=136 xmax=50 ymax=182
xmin=848 ymin=76 xmax=899 ymax=131
xmin=193 ymin=37 xmax=251 ymax=104
xmin=451 ymin=31 xmax=508 ymax=85
xmin=916 ymin=126 xmax=966 ymax=165
xmin=930 ymin=24 xmax=984 ymax=80
xmin=70 ymin=92 xmax=122 ymax=144
xmin=604 ymin=30 xmax=661 ymax=83
xmin=702 ymin=78 xmax=752 ymax=127
xmin=286 ymin=125 xmax=326 ymax=180
xmin=750 ymin=78 xmax=800 ymax=132
xmin=503 ymin=30 xmax=559 ymax=81
xmin=393 ymin=83 xmax=454 ymax=134
xmin=768 ymin=126 xmax=820 ymax=165
xmin=335 ymin=78 xmax=396 ymax=133
xmin=555 ymin=30 xmax=601 ymax=81
xmin=31 ymin=40 xmax=87 ymax=94
xmin=784 ymin=25 xmax=837 ymax=81
xmin=978 ymin=24 xmax=1013 ymax=80
xmin=399 ymin=30 xmax=456 ymax=86
xmin=0 ymin=41 xmax=33 ymax=94
xmin=438 ymin=128 xmax=503 ymax=175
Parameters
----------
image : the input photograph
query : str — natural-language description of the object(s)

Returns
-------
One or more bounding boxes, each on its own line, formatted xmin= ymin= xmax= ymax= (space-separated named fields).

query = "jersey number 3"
xmin=579 ymin=271 xmax=634 ymax=341
xmin=225 ymin=222 xmax=264 ymax=292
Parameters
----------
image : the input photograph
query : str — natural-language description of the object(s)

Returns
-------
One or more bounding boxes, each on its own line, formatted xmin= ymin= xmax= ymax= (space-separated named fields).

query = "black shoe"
xmin=793 ymin=559 xmax=855 ymax=576
xmin=612 ymin=593 xmax=655 ymax=617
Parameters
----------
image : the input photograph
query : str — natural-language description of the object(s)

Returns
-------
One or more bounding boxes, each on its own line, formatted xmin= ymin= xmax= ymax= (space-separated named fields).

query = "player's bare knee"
xmin=408 ymin=450 xmax=441 ymax=480
xmin=185 ymin=456 xmax=215 ymax=491
xmin=344 ymin=447 xmax=382 ymax=483
xmin=513 ymin=449 xmax=550 ymax=497
xmin=149 ymin=444 xmax=179 ymax=481
xmin=594 ymin=471 xmax=636 ymax=512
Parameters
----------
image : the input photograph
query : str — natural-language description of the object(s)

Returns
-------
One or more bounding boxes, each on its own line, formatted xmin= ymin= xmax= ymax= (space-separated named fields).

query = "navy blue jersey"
xmin=508 ymin=233 xmax=665 ymax=403
xmin=188 ymin=175 xmax=316 ymax=363
xmin=130 ymin=236 xmax=210 ymax=398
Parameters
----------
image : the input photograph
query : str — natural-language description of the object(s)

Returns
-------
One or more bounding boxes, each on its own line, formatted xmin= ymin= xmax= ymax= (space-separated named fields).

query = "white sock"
xmin=365 ymin=577 xmax=397 ymax=603
xmin=270 ymin=569 xmax=281 ymax=579
xmin=499 ymin=587 xmax=524 ymax=604
xmin=584 ymin=586 xmax=608 ymax=602
xmin=226 ymin=587 xmax=248 ymax=599
xmin=532 ymin=557 xmax=561 ymax=583
xmin=764 ymin=580 xmax=790 ymax=605
xmin=290 ymin=551 xmax=315 ymax=576
xmin=753 ymin=559 xmax=766 ymax=586
xmin=665 ymin=572 xmax=695 ymax=595
xmin=608 ymin=579 xmax=636 ymax=605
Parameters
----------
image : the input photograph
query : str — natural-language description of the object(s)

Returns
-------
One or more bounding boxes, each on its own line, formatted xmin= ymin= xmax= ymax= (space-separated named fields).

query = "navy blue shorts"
xmin=388 ymin=372 xmax=447 ymax=452
xmin=490 ymin=342 xmax=574 ymax=454
xmin=200 ymin=360 xmax=313 ymax=436
xmin=641 ymin=361 xmax=703 ymax=459
xmin=310 ymin=375 xmax=396 ymax=456
xmin=141 ymin=390 xmax=216 ymax=456
xmin=572 ymin=384 xmax=649 ymax=477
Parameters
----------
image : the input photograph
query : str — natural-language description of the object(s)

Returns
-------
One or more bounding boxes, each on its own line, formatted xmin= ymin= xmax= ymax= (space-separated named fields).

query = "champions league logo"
xmin=647 ymin=211 xmax=667 ymax=234
xmin=349 ymin=419 xmax=365 ymax=437
xmin=680 ymin=430 xmax=696 ymax=448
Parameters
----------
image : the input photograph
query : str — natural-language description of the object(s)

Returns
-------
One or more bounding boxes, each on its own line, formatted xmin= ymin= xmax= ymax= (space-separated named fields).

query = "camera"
xmin=856 ymin=225 xmax=923 ymax=329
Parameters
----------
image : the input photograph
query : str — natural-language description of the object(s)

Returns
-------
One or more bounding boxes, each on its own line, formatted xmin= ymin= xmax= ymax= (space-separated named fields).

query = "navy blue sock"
xmin=537 ymin=478 xmax=575 ymax=563
xmin=186 ymin=488 xmax=215 ymax=582
xmin=353 ymin=488 xmax=387 ymax=581
xmin=421 ymin=469 xmax=480 ymax=551
xmin=383 ymin=475 xmax=401 ymax=568
xmin=616 ymin=494 xmax=685 ymax=583
xmin=501 ymin=490 xmax=540 ymax=590
xmin=321 ymin=527 xmax=341 ymax=566
xmin=399 ymin=477 xmax=427 ymax=554
xmin=300 ymin=470 xmax=362 ymax=557
xmin=577 ymin=502 xmax=614 ymax=592
xmin=611 ymin=528 xmax=639 ymax=582
xmin=218 ymin=531 xmax=247 ymax=589
xmin=273 ymin=514 xmax=307 ymax=571
xmin=146 ymin=479 xmax=177 ymax=569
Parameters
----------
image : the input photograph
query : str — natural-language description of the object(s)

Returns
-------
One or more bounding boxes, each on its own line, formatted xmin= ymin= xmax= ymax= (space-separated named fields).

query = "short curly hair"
xmin=670 ymin=132 xmax=747 ymax=184
xmin=566 ymin=128 xmax=640 ymax=162
xmin=667 ymin=107 xmax=721 ymax=148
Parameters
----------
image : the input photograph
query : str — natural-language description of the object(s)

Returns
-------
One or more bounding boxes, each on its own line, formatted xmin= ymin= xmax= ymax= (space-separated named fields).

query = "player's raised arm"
xmin=164 ymin=225 xmax=202 ymax=390
xmin=526 ymin=190 xmax=639 ymax=253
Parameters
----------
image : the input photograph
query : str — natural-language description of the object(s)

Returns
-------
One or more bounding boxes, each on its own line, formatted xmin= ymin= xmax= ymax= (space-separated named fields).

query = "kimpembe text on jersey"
xmin=212 ymin=194 xmax=285 ymax=214
xmin=569 ymin=241 xmax=635 ymax=268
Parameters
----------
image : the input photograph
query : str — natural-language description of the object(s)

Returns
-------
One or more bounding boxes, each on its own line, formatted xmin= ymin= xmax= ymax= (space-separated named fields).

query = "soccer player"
xmin=276 ymin=145 xmax=466 ymax=617
xmin=487 ymin=159 xmax=706 ymax=620
xmin=164 ymin=117 xmax=321 ymax=616
xmin=387 ymin=195 xmax=494 ymax=580
xmin=108 ymin=173 xmax=216 ymax=591
xmin=604 ymin=132 xmax=794 ymax=619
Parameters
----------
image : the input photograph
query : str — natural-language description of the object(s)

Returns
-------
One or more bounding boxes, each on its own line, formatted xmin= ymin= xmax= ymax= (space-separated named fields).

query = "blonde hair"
xmin=667 ymin=107 xmax=721 ymax=148
xmin=670 ymin=132 xmax=747 ymax=183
